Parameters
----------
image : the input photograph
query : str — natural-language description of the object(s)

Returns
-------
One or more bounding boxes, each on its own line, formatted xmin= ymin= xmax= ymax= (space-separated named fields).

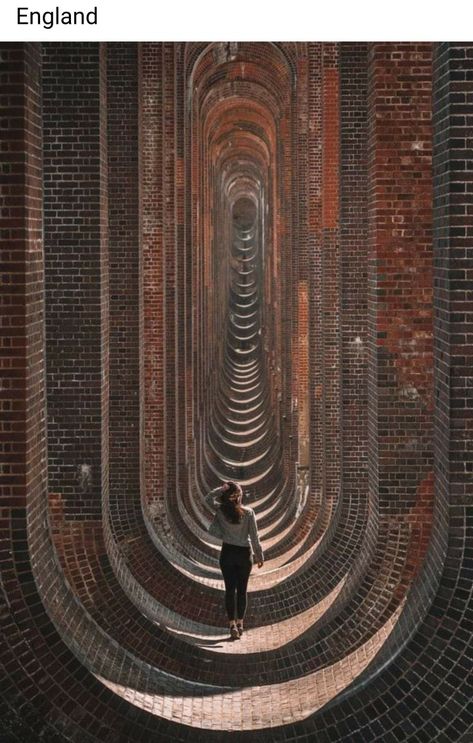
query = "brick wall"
xmin=1 ymin=41 xmax=472 ymax=743
xmin=321 ymin=44 xmax=342 ymax=525
xmin=141 ymin=43 xmax=165 ymax=510
xmin=366 ymin=43 xmax=434 ymax=569
xmin=0 ymin=43 xmax=45 ymax=513
xmin=107 ymin=43 xmax=141 ymax=531
xmin=43 ymin=42 xmax=109 ymax=520
xmin=0 ymin=42 xmax=114 ymax=743
xmin=0 ymin=48 xmax=47 ymax=706
xmin=339 ymin=43 xmax=371 ymax=585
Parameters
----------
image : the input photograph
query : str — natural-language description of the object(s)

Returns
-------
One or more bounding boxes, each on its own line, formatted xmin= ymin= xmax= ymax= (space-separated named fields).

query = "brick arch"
xmin=1 ymin=41 xmax=471 ymax=742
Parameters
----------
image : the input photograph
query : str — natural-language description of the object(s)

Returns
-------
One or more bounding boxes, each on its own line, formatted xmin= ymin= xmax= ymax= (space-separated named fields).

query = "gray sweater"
xmin=205 ymin=487 xmax=264 ymax=563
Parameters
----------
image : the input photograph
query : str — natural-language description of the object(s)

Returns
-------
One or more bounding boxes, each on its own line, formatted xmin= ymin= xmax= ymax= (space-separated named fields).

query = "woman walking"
xmin=205 ymin=481 xmax=264 ymax=640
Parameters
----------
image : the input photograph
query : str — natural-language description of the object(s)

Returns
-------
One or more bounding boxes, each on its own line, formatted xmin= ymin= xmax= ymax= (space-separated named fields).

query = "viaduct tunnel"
xmin=1 ymin=41 xmax=472 ymax=742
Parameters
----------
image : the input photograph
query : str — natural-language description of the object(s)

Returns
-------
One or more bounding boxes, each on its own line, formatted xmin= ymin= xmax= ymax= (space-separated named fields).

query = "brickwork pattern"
xmin=107 ymin=43 xmax=141 ymax=534
xmin=366 ymin=44 xmax=434 ymax=603
xmin=43 ymin=42 xmax=109 ymax=520
xmin=0 ymin=41 xmax=472 ymax=743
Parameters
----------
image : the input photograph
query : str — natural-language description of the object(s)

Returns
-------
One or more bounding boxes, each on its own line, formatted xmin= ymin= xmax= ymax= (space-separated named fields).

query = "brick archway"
xmin=0 ymin=41 xmax=472 ymax=742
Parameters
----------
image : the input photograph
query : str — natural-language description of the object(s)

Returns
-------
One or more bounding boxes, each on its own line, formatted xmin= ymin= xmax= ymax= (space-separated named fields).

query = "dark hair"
xmin=220 ymin=481 xmax=245 ymax=524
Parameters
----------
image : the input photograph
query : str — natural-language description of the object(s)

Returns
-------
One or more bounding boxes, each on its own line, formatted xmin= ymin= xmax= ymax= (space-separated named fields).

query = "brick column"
xmin=175 ymin=43 xmax=188 ymax=494
xmin=0 ymin=39 xmax=50 ymax=730
xmin=296 ymin=52 xmax=310 ymax=467
xmin=43 ymin=43 xmax=109 ymax=519
xmin=433 ymin=42 xmax=473 ymax=513
xmin=339 ymin=43 xmax=369 ymax=550
xmin=307 ymin=43 xmax=323 ymax=501
xmin=321 ymin=44 xmax=341 ymax=518
xmin=0 ymin=42 xmax=46 ymax=548
xmin=107 ymin=43 xmax=141 ymax=522
xmin=163 ymin=42 xmax=177 ymax=498
xmin=141 ymin=43 xmax=165 ymax=508
xmin=367 ymin=44 xmax=433 ymax=554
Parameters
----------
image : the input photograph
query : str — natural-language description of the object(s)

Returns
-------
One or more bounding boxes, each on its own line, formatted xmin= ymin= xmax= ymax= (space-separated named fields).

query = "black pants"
xmin=219 ymin=542 xmax=253 ymax=620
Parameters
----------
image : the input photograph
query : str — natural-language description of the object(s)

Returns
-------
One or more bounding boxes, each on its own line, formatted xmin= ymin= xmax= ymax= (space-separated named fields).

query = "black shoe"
xmin=230 ymin=625 xmax=239 ymax=640
xmin=236 ymin=622 xmax=243 ymax=637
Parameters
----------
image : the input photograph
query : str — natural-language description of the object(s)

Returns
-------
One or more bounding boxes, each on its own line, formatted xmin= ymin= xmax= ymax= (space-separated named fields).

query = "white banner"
xmin=0 ymin=0 xmax=471 ymax=42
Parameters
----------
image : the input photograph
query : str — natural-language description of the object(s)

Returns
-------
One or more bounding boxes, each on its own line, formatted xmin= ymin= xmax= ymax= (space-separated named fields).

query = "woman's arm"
xmin=204 ymin=486 xmax=223 ymax=511
xmin=248 ymin=509 xmax=264 ymax=565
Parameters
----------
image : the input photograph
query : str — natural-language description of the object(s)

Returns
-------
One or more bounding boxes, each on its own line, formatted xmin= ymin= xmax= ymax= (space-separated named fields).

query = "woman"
xmin=205 ymin=481 xmax=264 ymax=640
